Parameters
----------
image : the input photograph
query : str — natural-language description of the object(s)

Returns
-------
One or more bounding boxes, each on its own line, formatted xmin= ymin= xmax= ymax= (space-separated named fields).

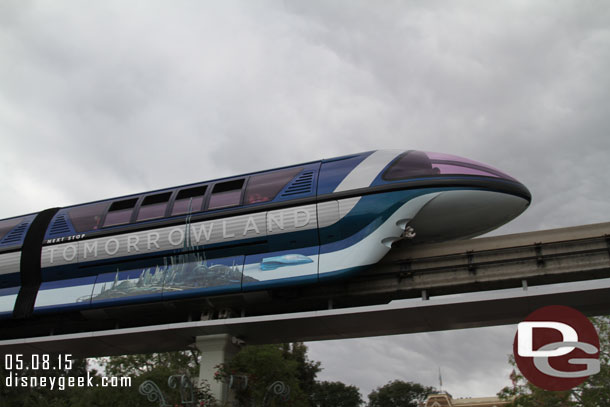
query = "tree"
xmin=280 ymin=342 xmax=322 ymax=399
xmin=311 ymin=381 xmax=363 ymax=407
xmin=367 ymin=380 xmax=436 ymax=407
xmin=0 ymin=356 xmax=93 ymax=407
xmin=70 ymin=350 xmax=209 ymax=407
xmin=218 ymin=343 xmax=312 ymax=406
xmin=577 ymin=316 xmax=610 ymax=406
xmin=103 ymin=349 xmax=200 ymax=377
xmin=497 ymin=363 xmax=575 ymax=407
xmin=498 ymin=316 xmax=610 ymax=407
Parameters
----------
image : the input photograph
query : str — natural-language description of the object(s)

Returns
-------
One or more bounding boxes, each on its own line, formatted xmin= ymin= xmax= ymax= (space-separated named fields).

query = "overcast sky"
xmin=1 ymin=0 xmax=609 ymax=400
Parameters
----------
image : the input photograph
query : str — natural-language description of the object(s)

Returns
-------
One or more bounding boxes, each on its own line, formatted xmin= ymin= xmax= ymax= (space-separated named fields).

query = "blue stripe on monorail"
xmin=162 ymin=284 xmax=242 ymax=301
xmin=0 ymin=286 xmax=20 ymax=295
xmin=38 ymin=276 xmax=96 ymax=290
xmin=33 ymin=302 xmax=91 ymax=314
xmin=240 ymin=273 xmax=319 ymax=291
xmin=0 ymin=273 xmax=21 ymax=289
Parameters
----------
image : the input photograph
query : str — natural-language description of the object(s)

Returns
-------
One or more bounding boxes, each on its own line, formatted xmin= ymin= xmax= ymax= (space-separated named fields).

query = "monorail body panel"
xmin=0 ymin=150 xmax=531 ymax=320
xmin=0 ymin=213 xmax=38 ymax=318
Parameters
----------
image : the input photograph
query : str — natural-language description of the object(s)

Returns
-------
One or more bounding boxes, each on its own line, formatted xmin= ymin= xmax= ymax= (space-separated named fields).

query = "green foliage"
xmin=497 ymin=366 xmax=574 ymax=407
xmin=93 ymin=350 xmax=205 ymax=407
xmin=0 ymin=350 xmax=208 ymax=407
xmin=195 ymin=379 xmax=218 ymax=407
xmin=367 ymin=380 xmax=436 ymax=407
xmin=577 ymin=316 xmax=610 ymax=406
xmin=104 ymin=349 xmax=200 ymax=377
xmin=280 ymin=342 xmax=322 ymax=398
xmin=310 ymin=381 xmax=363 ymax=407
xmin=0 ymin=357 xmax=92 ymax=407
xmin=498 ymin=316 xmax=610 ymax=407
xmin=218 ymin=343 xmax=311 ymax=406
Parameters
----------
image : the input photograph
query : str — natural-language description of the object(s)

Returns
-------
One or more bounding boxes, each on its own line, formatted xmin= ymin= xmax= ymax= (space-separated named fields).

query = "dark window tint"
xmin=103 ymin=198 xmax=138 ymax=227
xmin=137 ymin=192 xmax=171 ymax=221
xmin=171 ymin=186 xmax=207 ymax=216
xmin=383 ymin=150 xmax=515 ymax=182
xmin=68 ymin=202 xmax=109 ymax=232
xmin=208 ymin=179 xmax=244 ymax=210
xmin=0 ymin=217 xmax=23 ymax=241
xmin=383 ymin=151 xmax=438 ymax=180
xmin=424 ymin=151 xmax=515 ymax=180
xmin=245 ymin=168 xmax=302 ymax=204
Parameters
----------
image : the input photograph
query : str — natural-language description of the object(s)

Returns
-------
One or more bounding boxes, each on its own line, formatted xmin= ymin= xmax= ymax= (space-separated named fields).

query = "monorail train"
xmin=0 ymin=150 xmax=530 ymax=320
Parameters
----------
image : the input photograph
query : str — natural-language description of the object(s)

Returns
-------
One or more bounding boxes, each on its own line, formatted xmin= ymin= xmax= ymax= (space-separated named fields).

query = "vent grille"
xmin=49 ymin=214 xmax=71 ymax=236
xmin=1 ymin=222 xmax=29 ymax=245
xmin=280 ymin=170 xmax=315 ymax=197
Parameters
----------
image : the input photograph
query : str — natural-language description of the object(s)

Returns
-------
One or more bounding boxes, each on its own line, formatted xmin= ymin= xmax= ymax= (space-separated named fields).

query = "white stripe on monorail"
xmin=2 ymin=277 xmax=610 ymax=357
xmin=333 ymin=150 xmax=403 ymax=193
xmin=0 ymin=252 xmax=20 ymax=276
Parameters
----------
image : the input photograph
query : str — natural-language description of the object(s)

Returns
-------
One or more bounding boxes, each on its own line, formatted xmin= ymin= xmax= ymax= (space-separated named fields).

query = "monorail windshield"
xmin=383 ymin=150 xmax=516 ymax=182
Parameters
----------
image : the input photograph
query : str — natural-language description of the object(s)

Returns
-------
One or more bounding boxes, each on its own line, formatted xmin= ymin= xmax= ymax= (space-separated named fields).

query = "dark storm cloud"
xmin=1 ymin=0 xmax=609 ymax=398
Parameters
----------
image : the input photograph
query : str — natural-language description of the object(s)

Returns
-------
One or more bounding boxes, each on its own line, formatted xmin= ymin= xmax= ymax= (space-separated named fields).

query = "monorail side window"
xmin=68 ymin=202 xmax=108 ymax=232
xmin=208 ymin=179 xmax=244 ymax=210
xmin=244 ymin=167 xmax=302 ymax=204
xmin=0 ymin=217 xmax=23 ymax=241
xmin=171 ymin=185 xmax=207 ymax=216
xmin=137 ymin=192 xmax=172 ymax=221
xmin=103 ymin=198 xmax=138 ymax=227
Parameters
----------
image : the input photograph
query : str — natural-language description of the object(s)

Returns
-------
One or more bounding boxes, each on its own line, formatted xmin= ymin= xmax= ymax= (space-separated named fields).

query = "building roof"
xmin=422 ymin=393 xmax=511 ymax=407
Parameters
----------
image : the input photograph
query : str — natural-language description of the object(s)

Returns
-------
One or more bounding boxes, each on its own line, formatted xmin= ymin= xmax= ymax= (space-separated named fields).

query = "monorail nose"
xmin=408 ymin=189 xmax=530 ymax=242
xmin=383 ymin=150 xmax=531 ymax=242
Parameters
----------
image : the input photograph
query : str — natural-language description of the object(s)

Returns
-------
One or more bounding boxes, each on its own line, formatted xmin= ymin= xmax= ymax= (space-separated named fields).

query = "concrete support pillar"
xmin=196 ymin=334 xmax=241 ymax=405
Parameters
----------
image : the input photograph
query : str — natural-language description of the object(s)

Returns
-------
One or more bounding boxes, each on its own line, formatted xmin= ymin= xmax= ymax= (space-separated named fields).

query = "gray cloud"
xmin=308 ymin=324 xmax=517 ymax=398
xmin=1 ymin=0 xmax=608 ymax=399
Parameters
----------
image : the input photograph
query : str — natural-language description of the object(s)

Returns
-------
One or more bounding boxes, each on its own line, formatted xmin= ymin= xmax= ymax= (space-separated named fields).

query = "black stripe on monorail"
xmin=13 ymin=207 xmax=60 ymax=319
xmin=0 ymin=245 xmax=22 ymax=255
xmin=37 ymin=176 xmax=530 ymax=246
xmin=328 ymin=176 xmax=532 ymax=202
